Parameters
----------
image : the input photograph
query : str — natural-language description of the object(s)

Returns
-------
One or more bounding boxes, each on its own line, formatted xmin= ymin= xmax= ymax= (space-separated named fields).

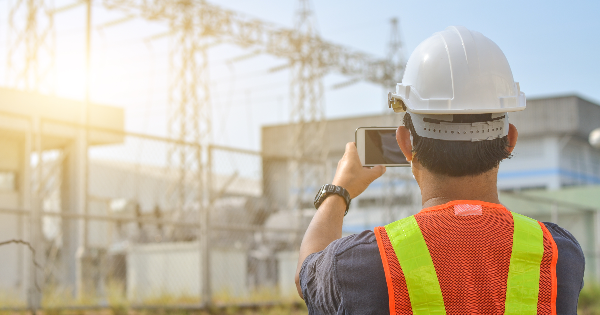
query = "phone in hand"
xmin=355 ymin=127 xmax=410 ymax=167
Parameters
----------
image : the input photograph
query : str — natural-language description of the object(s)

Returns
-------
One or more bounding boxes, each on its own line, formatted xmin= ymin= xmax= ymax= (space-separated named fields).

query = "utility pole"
xmin=75 ymin=0 xmax=92 ymax=299
xmin=289 ymin=0 xmax=327 ymax=233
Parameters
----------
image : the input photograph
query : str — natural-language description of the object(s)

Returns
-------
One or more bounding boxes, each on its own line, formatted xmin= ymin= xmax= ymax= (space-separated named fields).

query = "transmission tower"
xmin=7 ymin=0 xmax=56 ymax=92
xmin=288 ymin=0 xmax=327 ymax=217
xmin=164 ymin=0 xmax=210 ymax=229
xmin=386 ymin=17 xmax=404 ymax=88
xmin=5 ymin=0 xmax=57 ymax=308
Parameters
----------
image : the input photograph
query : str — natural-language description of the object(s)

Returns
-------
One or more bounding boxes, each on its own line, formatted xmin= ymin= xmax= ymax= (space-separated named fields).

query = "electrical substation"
xmin=1 ymin=0 xmax=600 ymax=312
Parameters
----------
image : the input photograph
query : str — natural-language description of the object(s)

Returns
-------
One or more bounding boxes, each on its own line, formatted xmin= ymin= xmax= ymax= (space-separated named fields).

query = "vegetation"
xmin=4 ymin=282 xmax=599 ymax=314
xmin=579 ymin=282 xmax=600 ymax=315
xmin=0 ymin=282 xmax=307 ymax=315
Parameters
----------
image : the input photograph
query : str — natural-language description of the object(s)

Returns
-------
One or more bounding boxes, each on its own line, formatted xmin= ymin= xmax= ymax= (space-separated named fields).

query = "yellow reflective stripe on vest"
xmin=385 ymin=215 xmax=446 ymax=315
xmin=504 ymin=212 xmax=544 ymax=314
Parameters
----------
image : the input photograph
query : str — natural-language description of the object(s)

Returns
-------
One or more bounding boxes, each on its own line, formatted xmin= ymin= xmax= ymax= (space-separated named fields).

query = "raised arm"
xmin=294 ymin=142 xmax=385 ymax=298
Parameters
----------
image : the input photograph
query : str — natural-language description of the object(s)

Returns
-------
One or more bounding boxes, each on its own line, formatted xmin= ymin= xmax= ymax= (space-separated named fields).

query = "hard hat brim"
xmin=389 ymin=86 xmax=526 ymax=115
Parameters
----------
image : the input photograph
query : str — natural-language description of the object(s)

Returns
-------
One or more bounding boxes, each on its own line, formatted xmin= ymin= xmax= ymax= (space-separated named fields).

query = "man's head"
xmin=388 ymin=26 xmax=524 ymax=181
xmin=396 ymin=113 xmax=518 ymax=178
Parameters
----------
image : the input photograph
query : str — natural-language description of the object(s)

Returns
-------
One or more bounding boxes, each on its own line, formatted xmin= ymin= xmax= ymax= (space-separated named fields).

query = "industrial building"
xmin=0 ymin=87 xmax=124 ymax=302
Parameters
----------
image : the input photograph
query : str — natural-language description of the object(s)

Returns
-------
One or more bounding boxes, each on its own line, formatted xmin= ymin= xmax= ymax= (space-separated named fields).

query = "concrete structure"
xmin=276 ymin=251 xmax=299 ymax=298
xmin=0 ymin=88 xmax=124 ymax=301
xmin=501 ymin=95 xmax=600 ymax=189
xmin=126 ymin=242 xmax=247 ymax=302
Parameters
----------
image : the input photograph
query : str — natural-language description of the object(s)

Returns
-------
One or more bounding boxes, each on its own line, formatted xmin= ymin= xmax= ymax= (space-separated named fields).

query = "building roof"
xmin=508 ymin=94 xmax=600 ymax=139
xmin=0 ymin=88 xmax=124 ymax=148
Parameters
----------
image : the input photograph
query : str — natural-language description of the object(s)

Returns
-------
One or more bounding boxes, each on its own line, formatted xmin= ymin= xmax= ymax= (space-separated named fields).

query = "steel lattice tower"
xmin=165 ymin=0 xmax=210 ymax=231
xmin=289 ymin=0 xmax=327 ymax=215
xmin=6 ymin=0 xmax=57 ymax=308
xmin=386 ymin=17 xmax=404 ymax=89
xmin=7 ymin=0 xmax=55 ymax=92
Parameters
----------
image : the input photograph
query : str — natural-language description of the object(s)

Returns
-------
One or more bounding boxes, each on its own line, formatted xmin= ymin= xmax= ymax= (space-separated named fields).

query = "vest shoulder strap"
xmin=505 ymin=211 xmax=545 ymax=314
xmin=384 ymin=215 xmax=446 ymax=314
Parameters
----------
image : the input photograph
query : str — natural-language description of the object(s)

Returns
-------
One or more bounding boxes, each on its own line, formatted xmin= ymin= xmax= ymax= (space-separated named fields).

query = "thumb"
xmin=366 ymin=165 xmax=386 ymax=180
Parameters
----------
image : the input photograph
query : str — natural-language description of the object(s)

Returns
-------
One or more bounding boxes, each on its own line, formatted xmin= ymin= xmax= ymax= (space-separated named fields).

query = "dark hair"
xmin=403 ymin=113 xmax=511 ymax=177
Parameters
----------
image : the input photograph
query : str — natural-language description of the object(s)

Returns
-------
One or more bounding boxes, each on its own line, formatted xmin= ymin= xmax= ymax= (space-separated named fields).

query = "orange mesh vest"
xmin=374 ymin=200 xmax=558 ymax=315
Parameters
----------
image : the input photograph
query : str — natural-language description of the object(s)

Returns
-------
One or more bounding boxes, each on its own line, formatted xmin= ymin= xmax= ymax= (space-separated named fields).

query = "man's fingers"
xmin=345 ymin=142 xmax=357 ymax=155
xmin=374 ymin=165 xmax=386 ymax=176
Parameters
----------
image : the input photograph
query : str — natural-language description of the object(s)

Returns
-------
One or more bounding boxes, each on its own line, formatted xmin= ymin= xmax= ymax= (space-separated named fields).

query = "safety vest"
xmin=374 ymin=200 xmax=558 ymax=315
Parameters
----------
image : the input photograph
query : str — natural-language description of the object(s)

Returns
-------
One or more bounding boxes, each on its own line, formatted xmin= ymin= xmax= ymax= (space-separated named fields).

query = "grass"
xmin=0 ymin=282 xmax=306 ymax=315
xmin=5 ymin=280 xmax=600 ymax=314
xmin=579 ymin=282 xmax=600 ymax=315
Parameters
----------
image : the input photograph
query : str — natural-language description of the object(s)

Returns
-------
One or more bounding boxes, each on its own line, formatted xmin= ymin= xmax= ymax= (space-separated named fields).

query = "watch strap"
xmin=314 ymin=184 xmax=352 ymax=216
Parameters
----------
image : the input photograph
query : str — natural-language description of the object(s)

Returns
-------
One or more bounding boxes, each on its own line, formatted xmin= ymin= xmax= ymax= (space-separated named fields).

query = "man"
xmin=295 ymin=26 xmax=584 ymax=314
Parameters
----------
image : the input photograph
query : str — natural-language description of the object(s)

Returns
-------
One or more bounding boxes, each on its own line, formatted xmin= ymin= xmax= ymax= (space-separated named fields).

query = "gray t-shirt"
xmin=299 ymin=222 xmax=584 ymax=315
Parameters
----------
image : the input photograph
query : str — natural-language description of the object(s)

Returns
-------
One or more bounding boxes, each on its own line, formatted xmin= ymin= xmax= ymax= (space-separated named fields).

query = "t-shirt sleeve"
xmin=299 ymin=230 xmax=389 ymax=314
xmin=299 ymin=236 xmax=346 ymax=315
xmin=542 ymin=222 xmax=585 ymax=315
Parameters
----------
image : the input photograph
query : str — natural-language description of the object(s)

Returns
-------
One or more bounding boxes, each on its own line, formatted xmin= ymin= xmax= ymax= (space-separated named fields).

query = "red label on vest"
xmin=453 ymin=204 xmax=482 ymax=216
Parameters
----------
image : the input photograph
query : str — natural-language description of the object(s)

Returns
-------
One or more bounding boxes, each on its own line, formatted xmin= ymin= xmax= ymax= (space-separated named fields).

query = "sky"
xmin=1 ymin=0 xmax=599 ymax=152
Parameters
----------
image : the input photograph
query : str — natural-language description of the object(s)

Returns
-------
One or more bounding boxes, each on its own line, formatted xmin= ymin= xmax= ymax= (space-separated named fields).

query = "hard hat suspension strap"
xmin=409 ymin=112 xmax=509 ymax=142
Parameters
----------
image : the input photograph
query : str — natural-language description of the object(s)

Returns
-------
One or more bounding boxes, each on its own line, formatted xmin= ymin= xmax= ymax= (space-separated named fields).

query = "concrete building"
xmin=0 ymin=88 xmax=124 ymax=301
xmin=500 ymin=95 xmax=600 ymax=189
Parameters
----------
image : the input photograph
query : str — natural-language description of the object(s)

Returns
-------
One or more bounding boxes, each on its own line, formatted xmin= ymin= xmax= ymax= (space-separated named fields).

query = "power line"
xmin=103 ymin=0 xmax=404 ymax=86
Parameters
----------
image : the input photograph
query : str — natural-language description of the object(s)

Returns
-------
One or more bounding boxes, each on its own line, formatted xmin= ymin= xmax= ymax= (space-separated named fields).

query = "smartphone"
xmin=355 ymin=127 xmax=409 ymax=167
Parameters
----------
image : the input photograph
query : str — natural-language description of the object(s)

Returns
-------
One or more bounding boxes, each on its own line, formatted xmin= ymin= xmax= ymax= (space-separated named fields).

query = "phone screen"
xmin=365 ymin=129 xmax=408 ymax=165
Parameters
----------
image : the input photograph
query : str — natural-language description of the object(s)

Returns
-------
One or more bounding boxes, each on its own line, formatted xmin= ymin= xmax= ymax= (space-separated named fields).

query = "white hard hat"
xmin=389 ymin=26 xmax=525 ymax=115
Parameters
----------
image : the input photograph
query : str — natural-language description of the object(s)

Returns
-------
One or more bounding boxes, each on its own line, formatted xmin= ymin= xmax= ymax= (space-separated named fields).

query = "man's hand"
xmin=332 ymin=142 xmax=386 ymax=198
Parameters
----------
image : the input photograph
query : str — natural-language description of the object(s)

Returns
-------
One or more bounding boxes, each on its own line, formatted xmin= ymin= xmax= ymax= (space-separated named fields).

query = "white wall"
xmin=498 ymin=136 xmax=561 ymax=190
xmin=127 ymin=242 xmax=247 ymax=302
xmin=276 ymin=251 xmax=298 ymax=298
xmin=0 ymin=133 xmax=27 ymax=302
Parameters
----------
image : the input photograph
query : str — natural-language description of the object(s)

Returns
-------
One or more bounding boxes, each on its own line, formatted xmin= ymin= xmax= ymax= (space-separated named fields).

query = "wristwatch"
xmin=314 ymin=184 xmax=352 ymax=216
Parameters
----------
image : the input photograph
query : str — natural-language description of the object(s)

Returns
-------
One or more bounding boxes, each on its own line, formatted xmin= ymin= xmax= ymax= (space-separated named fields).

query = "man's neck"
xmin=416 ymin=166 xmax=501 ymax=209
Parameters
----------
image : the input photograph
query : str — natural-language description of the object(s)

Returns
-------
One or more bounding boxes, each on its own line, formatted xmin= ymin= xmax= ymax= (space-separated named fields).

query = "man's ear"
xmin=507 ymin=123 xmax=518 ymax=155
xmin=396 ymin=126 xmax=413 ymax=162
